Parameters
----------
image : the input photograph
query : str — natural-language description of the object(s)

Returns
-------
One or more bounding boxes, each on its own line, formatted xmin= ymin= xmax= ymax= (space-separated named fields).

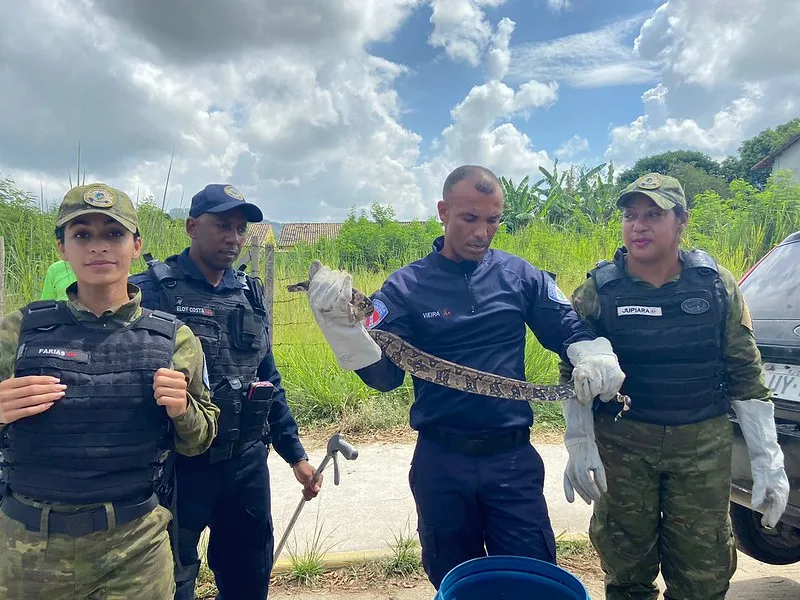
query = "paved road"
xmin=269 ymin=440 xmax=593 ymax=555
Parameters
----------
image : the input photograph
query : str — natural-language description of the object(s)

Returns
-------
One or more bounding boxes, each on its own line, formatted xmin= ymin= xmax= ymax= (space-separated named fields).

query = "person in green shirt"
xmin=559 ymin=173 xmax=790 ymax=600
xmin=0 ymin=183 xmax=220 ymax=599
xmin=40 ymin=259 xmax=77 ymax=301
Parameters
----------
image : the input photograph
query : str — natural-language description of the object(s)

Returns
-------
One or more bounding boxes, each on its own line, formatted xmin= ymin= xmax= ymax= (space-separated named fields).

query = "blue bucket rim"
xmin=437 ymin=555 xmax=589 ymax=598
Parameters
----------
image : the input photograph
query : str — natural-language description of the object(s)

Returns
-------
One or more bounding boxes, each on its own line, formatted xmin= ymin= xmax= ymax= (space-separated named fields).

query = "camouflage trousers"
xmin=0 ymin=498 xmax=175 ymax=599
xmin=589 ymin=412 xmax=737 ymax=600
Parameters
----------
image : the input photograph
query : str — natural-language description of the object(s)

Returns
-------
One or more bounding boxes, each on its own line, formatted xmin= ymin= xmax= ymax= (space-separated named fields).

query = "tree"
xmin=663 ymin=162 xmax=730 ymax=207
xmin=720 ymin=118 xmax=800 ymax=189
xmin=617 ymin=150 xmax=722 ymax=186
xmin=369 ymin=202 xmax=396 ymax=225
xmin=499 ymin=175 xmax=539 ymax=234
xmin=616 ymin=150 xmax=729 ymax=204
xmin=497 ymin=160 xmax=617 ymax=232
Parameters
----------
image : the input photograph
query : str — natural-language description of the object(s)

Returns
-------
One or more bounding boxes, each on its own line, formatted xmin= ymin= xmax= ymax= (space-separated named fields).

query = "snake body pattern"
xmin=287 ymin=277 xmax=631 ymax=410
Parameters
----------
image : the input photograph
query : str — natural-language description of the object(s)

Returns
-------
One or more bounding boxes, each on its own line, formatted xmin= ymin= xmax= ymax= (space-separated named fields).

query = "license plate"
xmin=762 ymin=362 xmax=800 ymax=403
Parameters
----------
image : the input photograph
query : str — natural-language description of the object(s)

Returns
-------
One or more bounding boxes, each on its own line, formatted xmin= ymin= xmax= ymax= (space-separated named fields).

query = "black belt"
xmin=420 ymin=427 xmax=530 ymax=456
xmin=0 ymin=492 xmax=159 ymax=537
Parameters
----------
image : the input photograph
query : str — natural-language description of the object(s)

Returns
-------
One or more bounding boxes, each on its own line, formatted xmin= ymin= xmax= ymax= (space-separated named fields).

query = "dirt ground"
xmin=266 ymin=551 xmax=800 ymax=600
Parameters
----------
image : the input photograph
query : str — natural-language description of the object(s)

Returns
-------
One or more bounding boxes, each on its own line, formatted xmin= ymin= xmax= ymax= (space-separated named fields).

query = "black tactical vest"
xmin=590 ymin=248 xmax=729 ymax=426
xmin=143 ymin=254 xmax=271 ymax=463
xmin=1 ymin=301 xmax=177 ymax=504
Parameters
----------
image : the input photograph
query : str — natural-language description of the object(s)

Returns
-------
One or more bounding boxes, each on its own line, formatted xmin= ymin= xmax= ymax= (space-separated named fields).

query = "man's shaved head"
xmin=442 ymin=165 xmax=502 ymax=202
xmin=437 ymin=164 xmax=504 ymax=263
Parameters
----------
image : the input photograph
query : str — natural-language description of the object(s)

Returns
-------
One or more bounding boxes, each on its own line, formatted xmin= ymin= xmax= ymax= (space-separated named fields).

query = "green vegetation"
xmin=2 ymin=117 xmax=800 ymax=434
xmin=383 ymin=522 xmax=422 ymax=578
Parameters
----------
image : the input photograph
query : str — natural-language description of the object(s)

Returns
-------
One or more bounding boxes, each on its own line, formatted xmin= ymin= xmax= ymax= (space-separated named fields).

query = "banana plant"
xmin=500 ymin=175 xmax=542 ymax=234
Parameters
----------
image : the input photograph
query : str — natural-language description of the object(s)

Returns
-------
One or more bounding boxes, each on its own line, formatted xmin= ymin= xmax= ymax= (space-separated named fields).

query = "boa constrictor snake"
xmin=287 ymin=274 xmax=631 ymax=413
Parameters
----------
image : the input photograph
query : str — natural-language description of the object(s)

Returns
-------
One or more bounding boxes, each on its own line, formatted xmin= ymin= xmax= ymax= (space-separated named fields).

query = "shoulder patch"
xmin=741 ymin=301 xmax=754 ymax=332
xmin=364 ymin=298 xmax=389 ymax=330
xmin=202 ymin=356 xmax=210 ymax=390
xmin=547 ymin=278 xmax=571 ymax=305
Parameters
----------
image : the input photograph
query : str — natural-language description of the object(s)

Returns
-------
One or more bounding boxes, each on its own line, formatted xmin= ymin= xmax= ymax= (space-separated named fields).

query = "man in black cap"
xmin=131 ymin=183 xmax=321 ymax=600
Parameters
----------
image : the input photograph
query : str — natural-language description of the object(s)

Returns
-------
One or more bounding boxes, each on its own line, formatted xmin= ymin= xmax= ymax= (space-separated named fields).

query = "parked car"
xmin=729 ymin=231 xmax=800 ymax=565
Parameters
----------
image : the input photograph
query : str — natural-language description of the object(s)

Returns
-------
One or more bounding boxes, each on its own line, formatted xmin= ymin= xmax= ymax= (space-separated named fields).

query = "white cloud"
xmin=508 ymin=14 xmax=660 ymax=88
xmin=570 ymin=64 xmax=660 ymax=88
xmin=556 ymin=135 xmax=590 ymax=160
xmin=8 ymin=0 xmax=794 ymax=227
xmin=428 ymin=0 xmax=508 ymax=66
xmin=416 ymin=75 xmax=558 ymax=203
xmin=486 ymin=18 xmax=515 ymax=81
xmin=0 ymin=0 xmax=432 ymax=222
xmin=546 ymin=0 xmax=572 ymax=13
xmin=607 ymin=0 xmax=800 ymax=168
xmin=633 ymin=0 xmax=800 ymax=88
xmin=0 ymin=0 xmax=562 ymax=224
xmin=608 ymin=90 xmax=762 ymax=161
xmin=414 ymin=8 xmax=560 ymax=204
xmin=642 ymin=83 xmax=668 ymax=106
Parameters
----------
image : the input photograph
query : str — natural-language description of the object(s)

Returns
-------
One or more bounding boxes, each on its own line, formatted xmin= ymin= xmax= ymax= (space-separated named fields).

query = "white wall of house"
xmin=773 ymin=141 xmax=800 ymax=181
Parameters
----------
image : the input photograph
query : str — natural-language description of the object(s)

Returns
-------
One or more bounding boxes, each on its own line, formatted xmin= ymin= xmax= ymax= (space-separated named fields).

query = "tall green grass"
xmin=271 ymin=215 xmax=788 ymax=431
xmin=2 ymin=174 xmax=799 ymax=432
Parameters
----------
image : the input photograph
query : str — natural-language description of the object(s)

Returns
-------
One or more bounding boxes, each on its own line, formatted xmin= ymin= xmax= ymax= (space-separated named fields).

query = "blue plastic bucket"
xmin=434 ymin=555 xmax=590 ymax=599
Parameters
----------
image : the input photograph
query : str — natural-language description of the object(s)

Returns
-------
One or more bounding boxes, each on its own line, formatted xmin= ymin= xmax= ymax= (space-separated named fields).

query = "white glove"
xmin=562 ymin=396 xmax=607 ymax=504
xmin=566 ymin=337 xmax=626 ymax=405
xmin=731 ymin=399 xmax=790 ymax=528
xmin=306 ymin=260 xmax=382 ymax=371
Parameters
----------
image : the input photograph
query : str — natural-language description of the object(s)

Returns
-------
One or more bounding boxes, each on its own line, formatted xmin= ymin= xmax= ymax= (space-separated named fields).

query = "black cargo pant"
xmin=589 ymin=412 xmax=737 ymax=600
xmin=172 ymin=442 xmax=273 ymax=600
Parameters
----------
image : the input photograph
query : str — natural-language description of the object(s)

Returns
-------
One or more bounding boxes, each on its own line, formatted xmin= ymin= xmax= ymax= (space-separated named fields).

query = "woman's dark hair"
xmin=55 ymin=226 xmax=141 ymax=242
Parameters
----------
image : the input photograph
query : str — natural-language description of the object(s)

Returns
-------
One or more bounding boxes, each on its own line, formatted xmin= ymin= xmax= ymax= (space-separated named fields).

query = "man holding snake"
xmin=303 ymin=164 xmax=626 ymax=590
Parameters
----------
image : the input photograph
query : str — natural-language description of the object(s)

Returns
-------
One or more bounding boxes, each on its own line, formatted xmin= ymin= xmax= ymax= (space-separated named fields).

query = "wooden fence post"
xmin=263 ymin=242 xmax=275 ymax=347
xmin=245 ymin=244 xmax=260 ymax=277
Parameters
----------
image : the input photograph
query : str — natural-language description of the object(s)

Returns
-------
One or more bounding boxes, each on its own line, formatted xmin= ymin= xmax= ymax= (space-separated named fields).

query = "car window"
xmin=740 ymin=242 xmax=800 ymax=320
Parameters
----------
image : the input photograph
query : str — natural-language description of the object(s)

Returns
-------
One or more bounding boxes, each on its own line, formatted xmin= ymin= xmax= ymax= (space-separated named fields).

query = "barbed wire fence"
xmin=247 ymin=241 xmax=328 ymax=371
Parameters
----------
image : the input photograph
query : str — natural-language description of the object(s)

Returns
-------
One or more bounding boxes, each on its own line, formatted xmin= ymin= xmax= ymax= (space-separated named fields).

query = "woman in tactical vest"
xmin=559 ymin=173 xmax=790 ymax=600
xmin=0 ymin=183 xmax=219 ymax=600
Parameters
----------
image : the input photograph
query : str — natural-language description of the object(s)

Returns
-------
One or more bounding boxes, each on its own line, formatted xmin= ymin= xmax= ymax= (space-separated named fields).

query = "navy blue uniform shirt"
xmin=356 ymin=236 xmax=596 ymax=433
xmin=130 ymin=248 xmax=307 ymax=465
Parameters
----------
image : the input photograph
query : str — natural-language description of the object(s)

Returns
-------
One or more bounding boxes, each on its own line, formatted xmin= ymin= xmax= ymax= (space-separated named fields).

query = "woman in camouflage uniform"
xmin=0 ymin=183 xmax=219 ymax=599
xmin=560 ymin=173 xmax=790 ymax=600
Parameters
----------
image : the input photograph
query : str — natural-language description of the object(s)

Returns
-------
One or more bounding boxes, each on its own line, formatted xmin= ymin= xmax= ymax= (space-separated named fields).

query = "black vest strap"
xmin=592 ymin=260 xmax=625 ymax=291
xmin=21 ymin=301 xmax=74 ymax=331
xmin=682 ymin=248 xmax=719 ymax=274
xmin=135 ymin=308 xmax=181 ymax=341
xmin=143 ymin=253 xmax=181 ymax=288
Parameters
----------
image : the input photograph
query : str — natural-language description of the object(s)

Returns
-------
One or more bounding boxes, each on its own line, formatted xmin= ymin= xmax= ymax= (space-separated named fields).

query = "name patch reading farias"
xmin=28 ymin=347 xmax=90 ymax=362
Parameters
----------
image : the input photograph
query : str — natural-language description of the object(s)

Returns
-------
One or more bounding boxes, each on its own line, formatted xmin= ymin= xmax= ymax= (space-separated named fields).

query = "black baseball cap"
xmin=189 ymin=184 xmax=263 ymax=222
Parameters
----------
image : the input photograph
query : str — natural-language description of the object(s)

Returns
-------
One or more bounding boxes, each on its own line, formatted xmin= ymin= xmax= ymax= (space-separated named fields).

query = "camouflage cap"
xmin=616 ymin=173 xmax=687 ymax=210
xmin=56 ymin=183 xmax=138 ymax=233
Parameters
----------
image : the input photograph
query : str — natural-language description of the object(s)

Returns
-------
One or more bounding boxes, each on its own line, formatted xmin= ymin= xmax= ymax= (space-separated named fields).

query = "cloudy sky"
xmin=1 ymin=0 xmax=798 ymax=222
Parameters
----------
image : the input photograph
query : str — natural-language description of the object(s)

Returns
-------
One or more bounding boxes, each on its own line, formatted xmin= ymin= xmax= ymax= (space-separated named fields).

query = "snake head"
xmin=351 ymin=290 xmax=374 ymax=321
